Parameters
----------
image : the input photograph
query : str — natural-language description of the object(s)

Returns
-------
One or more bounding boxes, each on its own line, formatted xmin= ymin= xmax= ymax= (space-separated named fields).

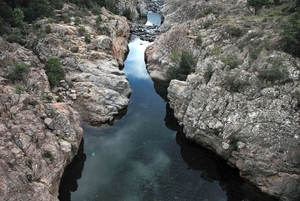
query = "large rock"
xmin=146 ymin=0 xmax=300 ymax=200
xmin=26 ymin=6 xmax=131 ymax=125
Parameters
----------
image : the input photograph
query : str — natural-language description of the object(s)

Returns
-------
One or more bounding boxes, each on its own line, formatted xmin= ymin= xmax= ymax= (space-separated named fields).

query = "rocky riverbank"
xmin=145 ymin=0 xmax=300 ymax=200
xmin=0 ymin=4 xmax=131 ymax=200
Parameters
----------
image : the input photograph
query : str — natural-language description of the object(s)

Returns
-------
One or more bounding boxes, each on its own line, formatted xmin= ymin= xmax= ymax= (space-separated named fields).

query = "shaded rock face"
xmin=26 ymin=6 xmax=131 ymax=124
xmin=0 ymin=38 xmax=83 ymax=201
xmin=146 ymin=0 xmax=300 ymax=200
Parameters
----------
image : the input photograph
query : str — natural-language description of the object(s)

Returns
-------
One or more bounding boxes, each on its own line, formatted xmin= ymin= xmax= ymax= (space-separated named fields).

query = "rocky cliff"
xmin=0 ymin=37 xmax=83 ymax=200
xmin=146 ymin=0 xmax=300 ymax=200
xmin=0 ymin=3 xmax=131 ymax=200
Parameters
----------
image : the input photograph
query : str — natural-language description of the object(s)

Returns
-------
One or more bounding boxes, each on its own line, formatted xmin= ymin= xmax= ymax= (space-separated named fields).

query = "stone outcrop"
xmin=146 ymin=0 xmax=300 ymax=200
xmin=27 ymin=6 xmax=131 ymax=124
xmin=0 ymin=38 xmax=82 ymax=200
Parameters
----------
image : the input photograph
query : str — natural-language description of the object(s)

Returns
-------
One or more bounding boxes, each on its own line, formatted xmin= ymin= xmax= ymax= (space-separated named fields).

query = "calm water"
xmin=58 ymin=13 xmax=277 ymax=201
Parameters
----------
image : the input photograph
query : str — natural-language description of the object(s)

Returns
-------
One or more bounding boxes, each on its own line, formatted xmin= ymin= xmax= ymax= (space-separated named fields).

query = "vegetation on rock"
xmin=44 ymin=57 xmax=65 ymax=88
xmin=247 ymin=0 xmax=270 ymax=15
xmin=280 ymin=13 xmax=300 ymax=57
xmin=167 ymin=50 xmax=197 ymax=81
xmin=7 ymin=62 xmax=30 ymax=83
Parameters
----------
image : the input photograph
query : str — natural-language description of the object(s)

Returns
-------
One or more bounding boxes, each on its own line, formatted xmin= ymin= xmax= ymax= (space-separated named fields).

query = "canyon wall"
xmin=146 ymin=0 xmax=300 ymax=200
xmin=0 ymin=4 xmax=131 ymax=200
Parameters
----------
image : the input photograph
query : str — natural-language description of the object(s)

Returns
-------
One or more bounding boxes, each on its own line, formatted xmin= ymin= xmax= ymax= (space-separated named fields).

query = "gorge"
xmin=0 ymin=0 xmax=300 ymax=200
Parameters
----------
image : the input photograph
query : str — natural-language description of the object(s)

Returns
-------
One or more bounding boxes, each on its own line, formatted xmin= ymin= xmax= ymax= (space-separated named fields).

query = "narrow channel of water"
xmin=58 ymin=13 xmax=277 ymax=201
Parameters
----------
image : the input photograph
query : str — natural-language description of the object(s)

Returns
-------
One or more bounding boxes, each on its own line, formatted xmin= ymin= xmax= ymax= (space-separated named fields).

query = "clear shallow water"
xmin=58 ymin=31 xmax=277 ymax=201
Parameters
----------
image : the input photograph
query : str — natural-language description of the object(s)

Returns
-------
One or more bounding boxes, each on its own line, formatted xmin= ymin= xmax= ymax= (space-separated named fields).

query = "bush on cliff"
xmin=166 ymin=50 xmax=197 ymax=81
xmin=247 ymin=0 xmax=270 ymax=15
xmin=7 ymin=62 xmax=30 ymax=83
xmin=258 ymin=58 xmax=291 ymax=83
xmin=44 ymin=57 xmax=65 ymax=88
xmin=280 ymin=13 xmax=300 ymax=57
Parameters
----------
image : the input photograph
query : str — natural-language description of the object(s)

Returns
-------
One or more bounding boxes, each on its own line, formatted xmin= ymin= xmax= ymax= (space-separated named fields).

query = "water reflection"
xmin=58 ymin=34 xmax=277 ymax=201
xmin=58 ymin=139 xmax=86 ymax=201
xmin=145 ymin=11 xmax=161 ymax=26
xmin=123 ymin=36 xmax=151 ymax=80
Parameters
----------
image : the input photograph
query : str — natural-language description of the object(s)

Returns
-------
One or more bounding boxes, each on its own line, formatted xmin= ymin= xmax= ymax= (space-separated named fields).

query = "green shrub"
xmin=43 ymin=150 xmax=54 ymax=161
xmin=56 ymin=95 xmax=63 ymax=102
xmin=246 ymin=0 xmax=269 ymax=15
xmin=229 ymin=136 xmax=239 ymax=151
xmin=47 ymin=18 xmax=55 ymax=23
xmin=97 ymin=26 xmax=110 ymax=36
xmin=249 ymin=47 xmax=262 ymax=60
xmin=196 ymin=34 xmax=202 ymax=46
xmin=7 ymin=62 xmax=30 ymax=83
xmin=210 ymin=46 xmax=220 ymax=56
xmin=43 ymin=93 xmax=53 ymax=101
xmin=74 ymin=16 xmax=80 ymax=25
xmin=203 ymin=20 xmax=213 ymax=29
xmin=166 ymin=50 xmax=197 ymax=81
xmin=221 ymin=56 xmax=241 ymax=69
xmin=15 ymin=84 xmax=24 ymax=94
xmin=29 ymin=99 xmax=39 ymax=106
xmin=258 ymin=59 xmax=291 ymax=83
xmin=44 ymin=24 xmax=52 ymax=33
xmin=96 ymin=16 xmax=102 ymax=24
xmin=12 ymin=8 xmax=25 ymax=27
xmin=5 ymin=27 xmax=25 ymax=45
xmin=85 ymin=34 xmax=91 ymax=43
xmin=280 ymin=13 xmax=300 ymax=57
xmin=226 ymin=26 xmax=244 ymax=37
xmin=77 ymin=26 xmax=86 ymax=36
xmin=44 ymin=57 xmax=65 ymax=88
xmin=195 ymin=6 xmax=218 ymax=19
xmin=224 ymin=75 xmax=247 ymax=92
xmin=122 ymin=7 xmax=133 ymax=20
xmin=91 ymin=5 xmax=102 ymax=15
xmin=61 ymin=13 xmax=71 ymax=23
xmin=204 ymin=64 xmax=214 ymax=84
xmin=49 ymin=0 xmax=64 ymax=9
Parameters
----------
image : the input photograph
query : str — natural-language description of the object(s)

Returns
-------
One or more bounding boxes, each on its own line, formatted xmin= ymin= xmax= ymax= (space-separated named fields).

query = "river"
xmin=58 ymin=12 xmax=277 ymax=201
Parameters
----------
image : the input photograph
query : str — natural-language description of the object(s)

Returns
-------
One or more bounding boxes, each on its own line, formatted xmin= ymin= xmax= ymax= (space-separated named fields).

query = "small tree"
xmin=247 ymin=0 xmax=269 ymax=15
xmin=166 ymin=50 xmax=197 ymax=81
xmin=44 ymin=57 xmax=65 ymax=88
xmin=12 ymin=8 xmax=25 ymax=27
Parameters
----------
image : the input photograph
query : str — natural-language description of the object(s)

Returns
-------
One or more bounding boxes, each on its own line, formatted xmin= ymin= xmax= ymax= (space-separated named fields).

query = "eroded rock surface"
xmin=146 ymin=0 xmax=300 ymax=200
xmin=27 ymin=6 xmax=131 ymax=124
xmin=0 ymin=38 xmax=82 ymax=201
xmin=0 ymin=4 xmax=132 ymax=200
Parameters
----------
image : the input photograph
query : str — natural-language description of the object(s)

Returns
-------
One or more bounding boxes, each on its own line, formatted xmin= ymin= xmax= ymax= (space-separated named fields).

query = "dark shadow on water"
xmin=58 ymin=139 xmax=86 ymax=201
xmin=176 ymin=130 xmax=278 ymax=201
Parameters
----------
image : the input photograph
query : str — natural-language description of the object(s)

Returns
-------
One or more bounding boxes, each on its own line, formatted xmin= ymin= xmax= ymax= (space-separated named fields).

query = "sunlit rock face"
xmin=26 ymin=6 xmax=131 ymax=125
xmin=145 ymin=0 xmax=300 ymax=200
